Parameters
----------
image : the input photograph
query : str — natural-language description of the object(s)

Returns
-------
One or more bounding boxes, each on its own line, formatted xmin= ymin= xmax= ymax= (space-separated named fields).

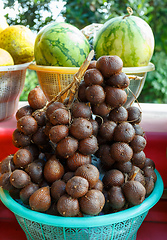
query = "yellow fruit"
xmin=0 ymin=15 xmax=9 ymax=34
xmin=0 ymin=25 xmax=35 ymax=64
xmin=0 ymin=48 xmax=14 ymax=66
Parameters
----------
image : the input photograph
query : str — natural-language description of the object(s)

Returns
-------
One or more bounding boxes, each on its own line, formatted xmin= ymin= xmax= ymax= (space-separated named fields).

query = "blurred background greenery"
xmin=2 ymin=0 xmax=167 ymax=103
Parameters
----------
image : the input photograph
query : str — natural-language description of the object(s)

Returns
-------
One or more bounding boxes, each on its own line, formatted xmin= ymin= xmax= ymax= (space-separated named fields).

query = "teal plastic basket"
xmin=0 ymin=169 xmax=163 ymax=240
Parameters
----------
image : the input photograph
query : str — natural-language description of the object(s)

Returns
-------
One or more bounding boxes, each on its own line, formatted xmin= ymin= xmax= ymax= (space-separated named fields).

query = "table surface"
xmin=0 ymin=102 xmax=167 ymax=240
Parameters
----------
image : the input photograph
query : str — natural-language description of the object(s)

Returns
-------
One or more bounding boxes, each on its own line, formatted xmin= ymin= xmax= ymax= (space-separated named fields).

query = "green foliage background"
xmin=3 ymin=0 xmax=167 ymax=103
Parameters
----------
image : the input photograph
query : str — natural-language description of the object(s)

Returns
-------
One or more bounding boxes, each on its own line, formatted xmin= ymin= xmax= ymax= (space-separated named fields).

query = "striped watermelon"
xmin=34 ymin=22 xmax=90 ymax=67
xmin=94 ymin=11 xmax=154 ymax=67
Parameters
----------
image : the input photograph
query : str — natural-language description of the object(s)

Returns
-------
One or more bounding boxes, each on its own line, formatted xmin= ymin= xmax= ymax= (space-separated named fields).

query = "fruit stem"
xmin=123 ymin=7 xmax=133 ymax=19
xmin=65 ymin=50 xmax=94 ymax=107
xmin=130 ymin=168 xmax=140 ymax=181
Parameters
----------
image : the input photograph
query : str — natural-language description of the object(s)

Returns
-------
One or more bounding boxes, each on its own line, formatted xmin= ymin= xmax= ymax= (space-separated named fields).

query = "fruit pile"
xmin=0 ymin=55 xmax=157 ymax=217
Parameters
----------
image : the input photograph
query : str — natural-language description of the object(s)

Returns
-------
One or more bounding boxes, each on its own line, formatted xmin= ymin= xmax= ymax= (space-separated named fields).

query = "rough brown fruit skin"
xmin=143 ymin=166 xmax=157 ymax=183
xmin=49 ymin=125 xmax=69 ymax=144
xmin=89 ymin=119 xmax=99 ymax=136
xmin=0 ymin=155 xmax=15 ymax=174
xmin=106 ymin=72 xmax=130 ymax=89
xmin=71 ymin=102 xmax=92 ymax=119
xmin=102 ymin=169 xmax=124 ymax=190
xmin=122 ymin=180 xmax=146 ymax=206
xmin=44 ymin=156 xmax=64 ymax=183
xmin=105 ymin=86 xmax=127 ymax=109
xmin=32 ymin=110 xmax=47 ymax=126
xmin=70 ymin=118 xmax=93 ymax=140
xmin=10 ymin=169 xmax=31 ymax=189
xmin=96 ymin=55 xmax=123 ymax=78
xmin=13 ymin=149 xmax=33 ymax=168
xmin=15 ymin=105 xmax=33 ymax=120
xmin=145 ymin=176 xmax=155 ymax=196
xmin=78 ymin=80 xmax=87 ymax=102
xmin=99 ymin=121 xmax=117 ymax=141
xmin=109 ymin=106 xmax=128 ymax=123
xmin=110 ymin=142 xmax=133 ymax=163
xmin=78 ymin=135 xmax=98 ymax=156
xmin=75 ymin=163 xmax=99 ymax=188
xmin=56 ymin=136 xmax=78 ymax=158
xmin=79 ymin=189 xmax=105 ymax=215
xmin=32 ymin=126 xmax=49 ymax=146
xmin=28 ymin=86 xmax=47 ymax=110
xmin=92 ymin=102 xmax=111 ymax=117
xmin=46 ymin=102 xmax=64 ymax=118
xmin=17 ymin=116 xmax=38 ymax=136
xmin=113 ymin=122 xmax=135 ymax=143
xmin=127 ymin=106 xmax=142 ymax=124
xmin=12 ymin=129 xmax=31 ymax=148
xmin=66 ymin=176 xmax=89 ymax=198
xmin=97 ymin=144 xmax=115 ymax=168
xmin=51 ymin=180 xmax=66 ymax=201
xmin=84 ymin=68 xmax=104 ymax=86
xmin=20 ymin=183 xmax=39 ymax=204
xmin=85 ymin=85 xmax=105 ymax=105
xmin=130 ymin=135 xmax=147 ymax=153
xmin=29 ymin=186 xmax=51 ymax=212
xmin=49 ymin=108 xmax=70 ymax=126
xmin=93 ymin=179 xmax=103 ymax=192
xmin=67 ymin=152 xmax=91 ymax=171
xmin=108 ymin=186 xmax=126 ymax=210
xmin=131 ymin=151 xmax=146 ymax=169
xmin=25 ymin=160 xmax=45 ymax=184
xmin=0 ymin=172 xmax=14 ymax=191
xmin=57 ymin=194 xmax=80 ymax=217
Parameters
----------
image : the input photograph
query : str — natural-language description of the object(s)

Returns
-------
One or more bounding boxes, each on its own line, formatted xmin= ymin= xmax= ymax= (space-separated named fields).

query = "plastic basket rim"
xmin=0 ymin=169 xmax=163 ymax=228
xmin=0 ymin=62 xmax=32 ymax=72
xmin=28 ymin=62 xmax=155 ymax=74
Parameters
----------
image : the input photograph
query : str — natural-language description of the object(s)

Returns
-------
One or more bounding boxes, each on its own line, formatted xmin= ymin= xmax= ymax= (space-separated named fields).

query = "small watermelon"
xmin=34 ymin=22 xmax=90 ymax=67
xmin=94 ymin=8 xmax=154 ymax=67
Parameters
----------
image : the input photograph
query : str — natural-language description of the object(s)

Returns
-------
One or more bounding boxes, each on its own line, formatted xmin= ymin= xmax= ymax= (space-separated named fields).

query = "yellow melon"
xmin=0 ymin=48 xmax=14 ymax=66
xmin=0 ymin=25 xmax=35 ymax=64
xmin=0 ymin=15 xmax=9 ymax=34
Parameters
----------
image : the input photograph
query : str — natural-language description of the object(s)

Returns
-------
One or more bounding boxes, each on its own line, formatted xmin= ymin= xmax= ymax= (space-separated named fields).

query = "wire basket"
xmin=0 ymin=62 xmax=32 ymax=121
xmin=28 ymin=63 xmax=155 ymax=106
xmin=122 ymin=63 xmax=155 ymax=107
xmin=0 ymin=169 xmax=163 ymax=240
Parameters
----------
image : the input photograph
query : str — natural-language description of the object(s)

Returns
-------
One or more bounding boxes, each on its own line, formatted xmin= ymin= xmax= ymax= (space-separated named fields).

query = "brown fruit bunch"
xmin=67 ymin=152 xmax=91 ymax=171
xmin=84 ymin=68 xmax=104 ymax=86
xmin=71 ymin=102 xmax=92 ymax=119
xmin=70 ymin=118 xmax=93 ymax=140
xmin=57 ymin=194 xmax=80 ymax=217
xmin=79 ymin=189 xmax=105 ymax=215
xmin=102 ymin=169 xmax=124 ymax=190
xmin=56 ymin=136 xmax=78 ymax=159
xmin=96 ymin=55 xmax=123 ymax=78
xmin=29 ymin=186 xmax=51 ymax=212
xmin=17 ymin=115 xmax=38 ymax=135
xmin=122 ymin=180 xmax=146 ymax=206
xmin=10 ymin=169 xmax=31 ymax=189
xmin=13 ymin=148 xmax=33 ymax=168
xmin=105 ymin=86 xmax=127 ymax=109
xmin=44 ymin=155 xmax=64 ymax=183
xmin=28 ymin=86 xmax=47 ymax=110
xmin=75 ymin=163 xmax=99 ymax=188
xmin=85 ymin=85 xmax=105 ymax=105
xmin=66 ymin=176 xmax=89 ymax=198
